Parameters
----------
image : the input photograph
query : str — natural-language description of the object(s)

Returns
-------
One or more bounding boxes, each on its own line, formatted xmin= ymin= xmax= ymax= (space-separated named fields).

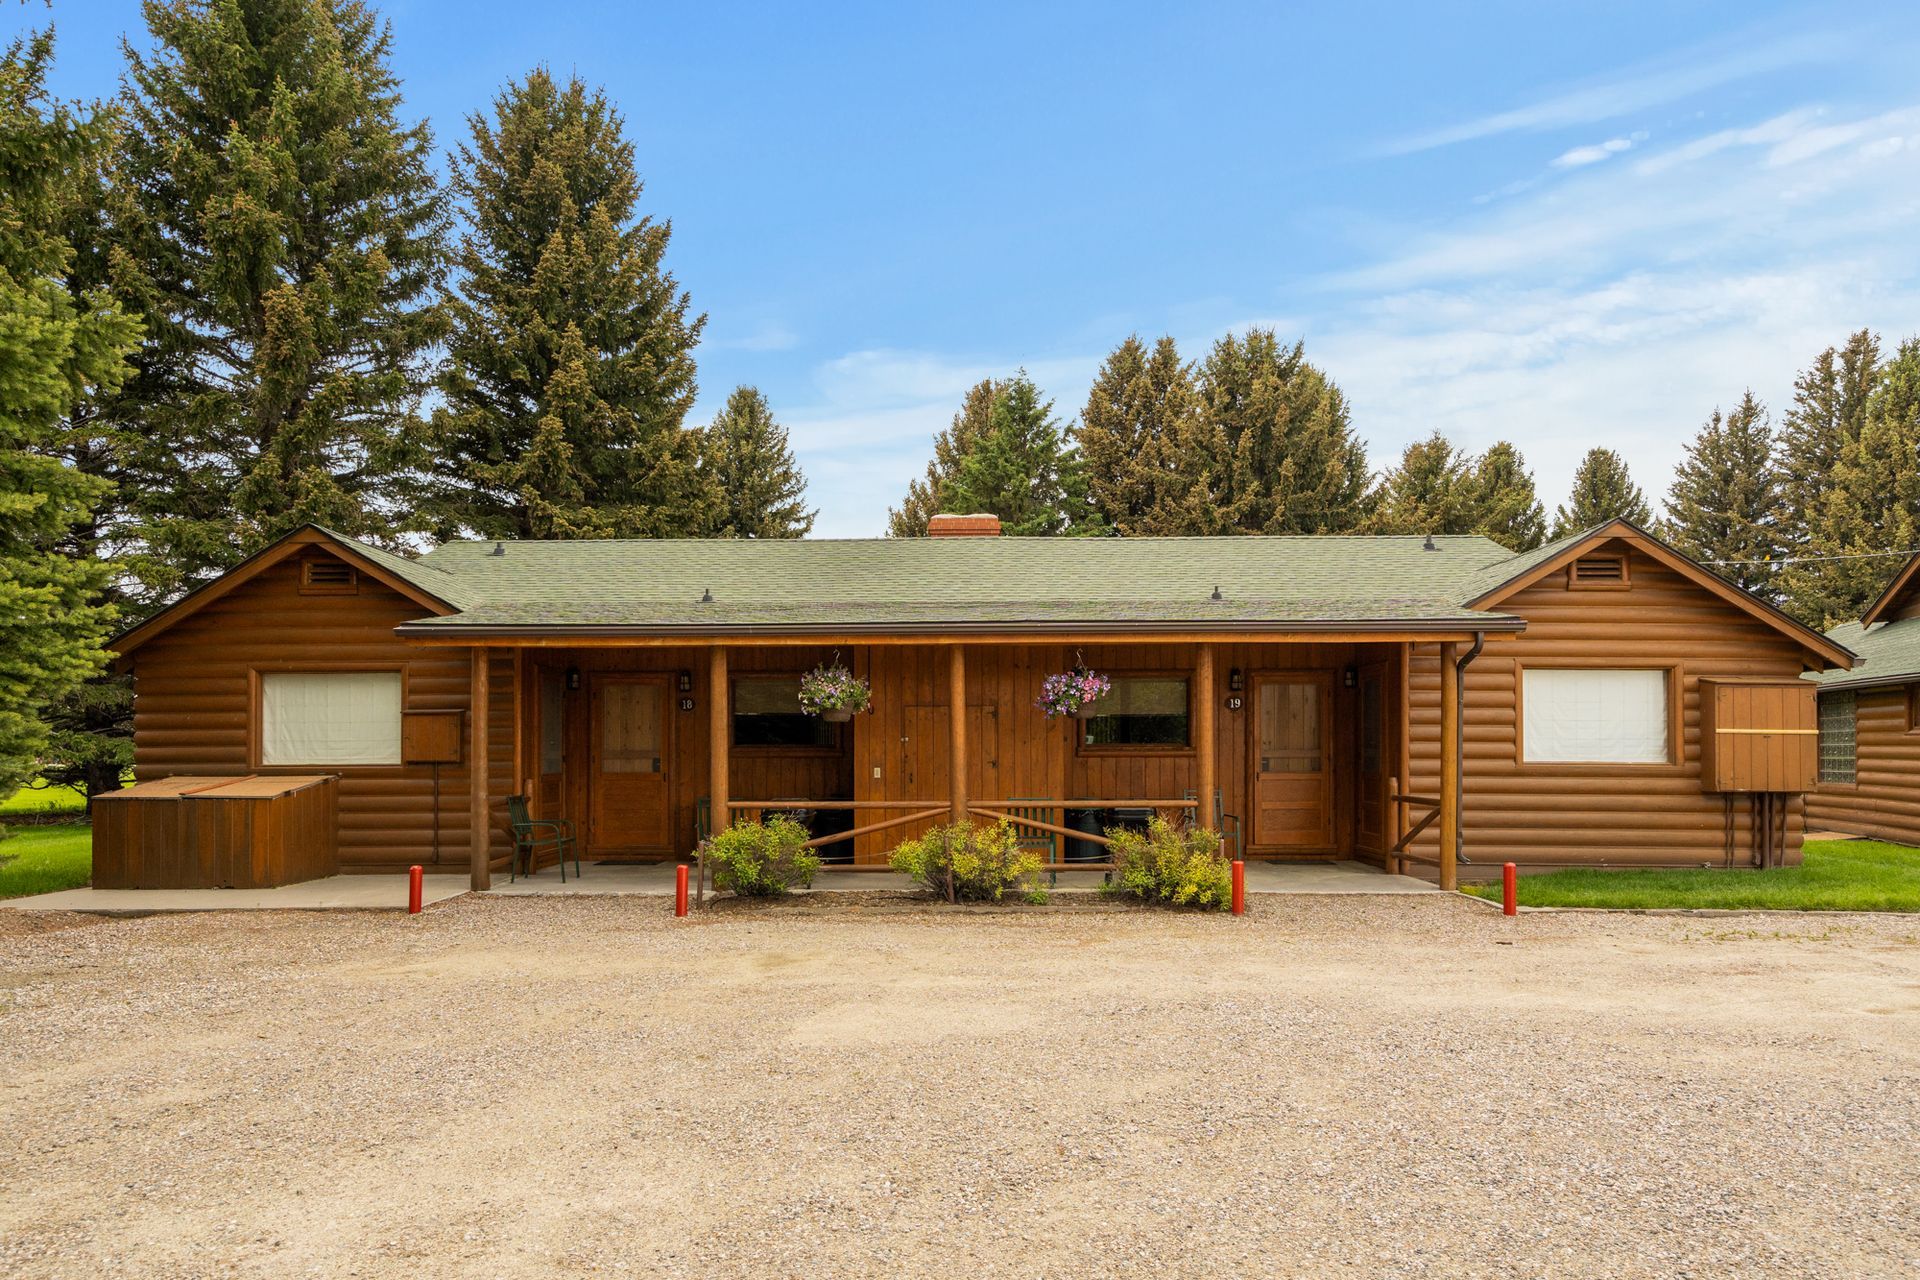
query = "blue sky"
xmin=19 ymin=1 xmax=1920 ymax=535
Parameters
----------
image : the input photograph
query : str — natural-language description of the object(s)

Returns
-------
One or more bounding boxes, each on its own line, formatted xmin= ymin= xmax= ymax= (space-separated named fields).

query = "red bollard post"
xmin=675 ymin=863 xmax=690 ymax=918
xmin=407 ymin=864 xmax=423 ymax=915
xmin=1231 ymin=860 xmax=1246 ymax=916
xmin=1502 ymin=861 xmax=1517 ymax=916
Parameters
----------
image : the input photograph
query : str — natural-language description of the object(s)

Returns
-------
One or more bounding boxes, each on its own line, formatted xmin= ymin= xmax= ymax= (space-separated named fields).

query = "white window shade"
xmin=261 ymin=672 xmax=403 ymax=766
xmin=1523 ymin=669 xmax=1668 ymax=764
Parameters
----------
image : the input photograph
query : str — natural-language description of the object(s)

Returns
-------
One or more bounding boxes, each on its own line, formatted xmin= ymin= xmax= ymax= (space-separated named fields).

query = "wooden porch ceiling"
xmin=400 ymin=627 xmax=1520 ymax=648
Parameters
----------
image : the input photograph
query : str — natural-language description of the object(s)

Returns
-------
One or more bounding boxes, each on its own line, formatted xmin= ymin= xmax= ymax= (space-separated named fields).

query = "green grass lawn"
xmin=0 ymin=783 xmax=88 ymax=817
xmin=1465 ymin=839 xmax=1920 ymax=912
xmin=0 ymin=823 xmax=93 ymax=899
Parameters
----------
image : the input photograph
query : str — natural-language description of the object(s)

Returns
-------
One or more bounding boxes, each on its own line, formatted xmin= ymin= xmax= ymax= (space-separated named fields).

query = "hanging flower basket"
xmin=1038 ymin=666 xmax=1112 ymax=720
xmin=799 ymin=659 xmax=871 ymax=720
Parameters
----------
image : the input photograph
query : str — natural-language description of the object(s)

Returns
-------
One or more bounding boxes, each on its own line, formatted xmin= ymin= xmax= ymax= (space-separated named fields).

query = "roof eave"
xmin=393 ymin=616 xmax=1528 ymax=641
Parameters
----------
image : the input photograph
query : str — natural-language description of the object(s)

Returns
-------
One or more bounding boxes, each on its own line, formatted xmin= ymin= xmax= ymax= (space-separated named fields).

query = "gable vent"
xmin=1568 ymin=554 xmax=1629 ymax=589
xmin=300 ymin=557 xmax=358 ymax=594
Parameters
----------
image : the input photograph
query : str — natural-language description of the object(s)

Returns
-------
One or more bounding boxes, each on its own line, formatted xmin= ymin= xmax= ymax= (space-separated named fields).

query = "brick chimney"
xmin=926 ymin=513 xmax=1002 ymax=538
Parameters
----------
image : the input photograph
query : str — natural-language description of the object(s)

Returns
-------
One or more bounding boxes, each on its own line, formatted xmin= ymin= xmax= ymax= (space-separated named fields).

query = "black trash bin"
xmin=1064 ymin=808 xmax=1105 ymax=863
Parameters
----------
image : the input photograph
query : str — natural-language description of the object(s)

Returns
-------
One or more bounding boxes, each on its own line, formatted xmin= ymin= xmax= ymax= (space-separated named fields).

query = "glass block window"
xmin=1818 ymin=690 xmax=1857 ymax=784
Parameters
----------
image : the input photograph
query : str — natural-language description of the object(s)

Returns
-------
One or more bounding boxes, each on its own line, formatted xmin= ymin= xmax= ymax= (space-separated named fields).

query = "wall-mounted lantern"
xmin=1228 ymin=667 xmax=1244 ymax=693
xmin=565 ymin=665 xmax=581 ymax=692
xmin=677 ymin=671 xmax=693 ymax=693
xmin=1343 ymin=664 xmax=1358 ymax=689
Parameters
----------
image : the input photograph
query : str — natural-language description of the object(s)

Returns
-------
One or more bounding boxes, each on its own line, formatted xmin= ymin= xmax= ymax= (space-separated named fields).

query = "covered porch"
xmin=446 ymin=632 xmax=1477 ymax=893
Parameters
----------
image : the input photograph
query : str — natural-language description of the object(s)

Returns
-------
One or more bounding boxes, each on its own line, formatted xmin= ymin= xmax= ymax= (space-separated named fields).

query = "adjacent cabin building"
xmin=1807 ymin=551 xmax=1920 ymax=845
xmin=108 ymin=516 xmax=1852 ymax=891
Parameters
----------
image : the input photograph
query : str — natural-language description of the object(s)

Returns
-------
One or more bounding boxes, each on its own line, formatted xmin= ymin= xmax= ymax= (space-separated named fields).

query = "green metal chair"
xmin=1006 ymin=797 xmax=1061 ymax=884
xmin=506 ymin=794 xmax=580 ymax=883
xmin=1184 ymin=788 xmax=1242 ymax=859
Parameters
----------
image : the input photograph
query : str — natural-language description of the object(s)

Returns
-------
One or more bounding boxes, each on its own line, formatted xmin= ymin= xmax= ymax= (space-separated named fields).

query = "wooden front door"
xmin=589 ymin=675 xmax=672 ymax=854
xmin=1355 ymin=662 xmax=1387 ymax=854
xmin=1250 ymin=672 xmax=1335 ymax=851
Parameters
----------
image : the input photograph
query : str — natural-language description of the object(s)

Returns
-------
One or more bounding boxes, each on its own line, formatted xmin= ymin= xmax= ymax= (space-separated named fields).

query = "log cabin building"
xmin=1807 ymin=551 xmax=1920 ymax=845
xmin=107 ymin=515 xmax=1854 ymax=892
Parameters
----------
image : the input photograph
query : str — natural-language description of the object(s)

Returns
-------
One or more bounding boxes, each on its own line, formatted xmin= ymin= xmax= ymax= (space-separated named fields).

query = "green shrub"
xmin=706 ymin=817 xmax=820 ymax=897
xmin=1108 ymin=817 xmax=1231 ymax=910
xmin=888 ymin=820 xmax=1046 ymax=903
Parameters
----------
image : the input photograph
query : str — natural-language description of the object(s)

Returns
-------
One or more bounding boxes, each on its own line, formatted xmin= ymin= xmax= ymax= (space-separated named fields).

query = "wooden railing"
xmin=1387 ymin=775 xmax=1442 ymax=872
xmin=701 ymin=797 xmax=1202 ymax=899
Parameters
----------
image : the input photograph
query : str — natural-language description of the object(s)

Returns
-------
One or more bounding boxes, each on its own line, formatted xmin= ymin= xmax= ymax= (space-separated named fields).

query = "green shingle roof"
xmin=1812 ymin=619 xmax=1920 ymax=689
xmin=358 ymin=533 xmax=1536 ymax=634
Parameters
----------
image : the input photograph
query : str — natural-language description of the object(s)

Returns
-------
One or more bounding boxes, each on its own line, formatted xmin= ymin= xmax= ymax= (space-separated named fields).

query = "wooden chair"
xmin=506 ymin=794 xmax=580 ymax=883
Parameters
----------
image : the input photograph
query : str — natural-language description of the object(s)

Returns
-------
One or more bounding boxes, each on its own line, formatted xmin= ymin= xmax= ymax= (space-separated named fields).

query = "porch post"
xmin=1438 ymin=641 xmax=1460 ymax=892
xmin=469 ymin=646 xmax=491 ymax=891
xmin=709 ymin=646 xmax=729 ymax=837
xmin=948 ymin=644 xmax=967 ymax=823
xmin=1194 ymin=643 xmax=1216 ymax=835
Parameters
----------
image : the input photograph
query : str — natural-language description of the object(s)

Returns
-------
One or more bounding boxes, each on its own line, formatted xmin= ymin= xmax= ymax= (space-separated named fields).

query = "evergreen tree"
xmin=112 ymin=0 xmax=449 ymax=596
xmin=698 ymin=386 xmax=814 ymax=538
xmin=888 ymin=378 xmax=998 ymax=536
xmin=939 ymin=373 xmax=1096 ymax=536
xmin=1194 ymin=329 xmax=1370 ymax=533
xmin=1663 ymin=391 xmax=1784 ymax=597
xmin=1469 ymin=441 xmax=1546 ymax=551
xmin=1778 ymin=329 xmax=1882 ymax=552
xmin=1781 ymin=339 xmax=1920 ymax=628
xmin=431 ymin=67 xmax=707 ymax=538
xmin=0 ymin=31 xmax=141 ymax=806
xmin=1076 ymin=335 xmax=1209 ymax=535
xmin=1551 ymin=448 xmax=1652 ymax=537
xmin=1363 ymin=432 xmax=1479 ymax=536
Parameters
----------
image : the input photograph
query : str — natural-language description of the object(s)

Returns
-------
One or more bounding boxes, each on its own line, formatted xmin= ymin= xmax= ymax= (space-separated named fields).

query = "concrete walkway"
xmin=0 ymin=873 xmax=469 ymax=914
xmin=1244 ymin=859 xmax=1436 ymax=894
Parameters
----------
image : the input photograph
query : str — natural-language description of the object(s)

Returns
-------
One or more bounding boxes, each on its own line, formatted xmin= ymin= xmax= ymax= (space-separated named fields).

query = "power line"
xmin=1704 ymin=547 xmax=1920 ymax=567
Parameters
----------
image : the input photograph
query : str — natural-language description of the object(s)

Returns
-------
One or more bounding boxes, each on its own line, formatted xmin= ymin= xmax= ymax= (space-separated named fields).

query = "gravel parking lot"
xmin=2 ymin=894 xmax=1917 ymax=1279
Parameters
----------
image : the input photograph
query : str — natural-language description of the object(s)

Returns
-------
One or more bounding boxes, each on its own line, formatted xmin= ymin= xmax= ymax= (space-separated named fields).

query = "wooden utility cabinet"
xmin=1698 ymin=679 xmax=1818 ymax=793
xmin=92 ymin=775 xmax=339 ymax=888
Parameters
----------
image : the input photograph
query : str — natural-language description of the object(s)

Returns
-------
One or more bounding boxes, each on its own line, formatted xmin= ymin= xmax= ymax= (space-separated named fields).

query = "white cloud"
xmin=1380 ymin=29 xmax=1847 ymax=155
xmin=1551 ymin=136 xmax=1635 ymax=168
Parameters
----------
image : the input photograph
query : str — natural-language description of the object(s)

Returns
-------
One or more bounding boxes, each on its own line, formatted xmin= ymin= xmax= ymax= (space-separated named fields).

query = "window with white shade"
xmin=260 ymin=672 xmax=404 ymax=765
xmin=1522 ymin=668 xmax=1669 ymax=764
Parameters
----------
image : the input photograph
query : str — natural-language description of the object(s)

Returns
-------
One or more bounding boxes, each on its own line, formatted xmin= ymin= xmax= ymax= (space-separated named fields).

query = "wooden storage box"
xmin=92 ymin=775 xmax=339 ymax=888
xmin=1698 ymin=679 xmax=1818 ymax=793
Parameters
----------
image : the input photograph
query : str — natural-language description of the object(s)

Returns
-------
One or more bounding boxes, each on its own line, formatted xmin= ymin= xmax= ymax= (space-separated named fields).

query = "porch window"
xmin=260 ymin=671 xmax=403 ymax=766
xmin=1084 ymin=676 xmax=1190 ymax=749
xmin=1521 ymin=668 xmax=1668 ymax=764
xmin=733 ymin=676 xmax=836 ymax=748
xmin=1819 ymin=690 xmax=1857 ymax=783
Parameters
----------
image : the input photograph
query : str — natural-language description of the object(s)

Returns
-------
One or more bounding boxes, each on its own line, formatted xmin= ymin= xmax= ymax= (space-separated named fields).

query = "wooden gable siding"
xmin=1406 ymin=545 xmax=1814 ymax=871
xmin=127 ymin=550 xmax=517 ymax=874
xmin=1805 ymin=685 xmax=1920 ymax=844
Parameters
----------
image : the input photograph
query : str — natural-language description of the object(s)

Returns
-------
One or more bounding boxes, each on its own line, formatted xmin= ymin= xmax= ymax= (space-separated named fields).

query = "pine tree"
xmin=0 ymin=31 xmax=141 ymax=806
xmin=1781 ymin=339 xmax=1920 ymax=628
xmin=1551 ymin=448 xmax=1652 ymax=537
xmin=1469 ymin=441 xmax=1546 ymax=551
xmin=699 ymin=386 xmax=814 ymax=538
xmin=1363 ymin=432 xmax=1479 ymax=535
xmin=1663 ymin=392 xmax=1784 ymax=597
xmin=1076 ymin=335 xmax=1209 ymax=535
xmin=888 ymin=378 xmax=999 ymax=536
xmin=112 ymin=0 xmax=449 ymax=596
xmin=938 ymin=373 xmax=1096 ymax=536
xmin=430 ymin=67 xmax=707 ymax=538
xmin=1194 ymin=329 xmax=1370 ymax=533
xmin=1778 ymin=329 xmax=1881 ymax=552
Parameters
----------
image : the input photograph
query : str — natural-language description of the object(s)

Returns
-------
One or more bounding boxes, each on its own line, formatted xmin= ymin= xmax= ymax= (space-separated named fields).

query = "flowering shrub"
xmin=798 ymin=661 xmax=872 ymax=716
xmin=888 ymin=820 xmax=1046 ymax=903
xmin=1107 ymin=817 xmax=1231 ymax=910
xmin=1037 ymin=666 xmax=1112 ymax=718
xmin=706 ymin=817 xmax=820 ymax=897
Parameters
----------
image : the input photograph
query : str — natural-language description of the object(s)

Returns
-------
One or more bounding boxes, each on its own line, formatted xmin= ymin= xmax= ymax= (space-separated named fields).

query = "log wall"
xmin=1406 ymin=542 xmax=1817 ymax=873
xmin=1805 ymin=685 xmax=1920 ymax=845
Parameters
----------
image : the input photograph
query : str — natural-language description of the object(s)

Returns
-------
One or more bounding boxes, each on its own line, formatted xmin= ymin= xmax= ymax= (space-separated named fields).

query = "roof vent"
xmin=927 ymin=513 xmax=1002 ymax=538
xmin=490 ymin=541 xmax=506 ymax=557
xmin=1569 ymin=553 xmax=1629 ymax=589
xmin=1423 ymin=533 xmax=1438 ymax=552
xmin=700 ymin=587 xmax=713 ymax=603
xmin=1210 ymin=584 xmax=1224 ymax=601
